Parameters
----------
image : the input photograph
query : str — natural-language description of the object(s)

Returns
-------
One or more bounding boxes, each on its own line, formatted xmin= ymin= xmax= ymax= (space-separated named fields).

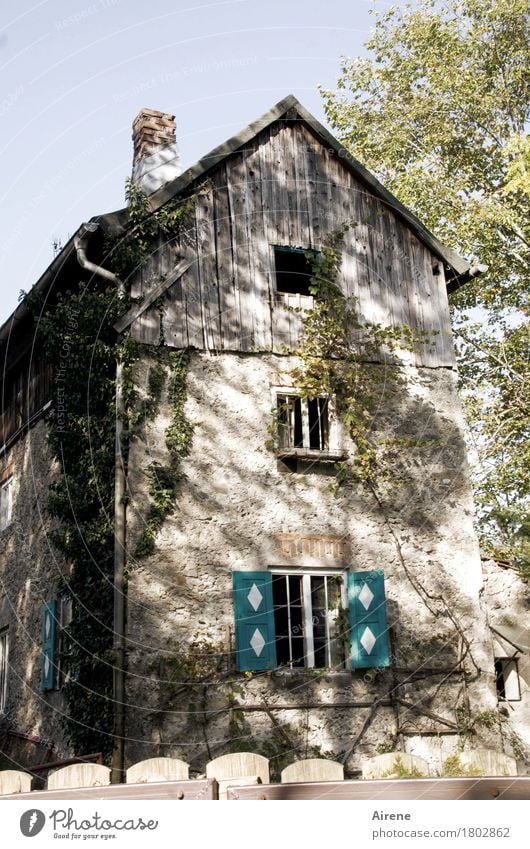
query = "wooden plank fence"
xmin=0 ymin=750 xmax=527 ymax=800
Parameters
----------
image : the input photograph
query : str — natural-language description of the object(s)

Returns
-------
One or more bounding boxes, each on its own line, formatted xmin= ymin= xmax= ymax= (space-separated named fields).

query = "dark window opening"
xmin=495 ymin=658 xmax=521 ymax=701
xmin=273 ymin=575 xmax=305 ymax=667
xmin=277 ymin=394 xmax=329 ymax=452
xmin=274 ymin=247 xmax=315 ymax=296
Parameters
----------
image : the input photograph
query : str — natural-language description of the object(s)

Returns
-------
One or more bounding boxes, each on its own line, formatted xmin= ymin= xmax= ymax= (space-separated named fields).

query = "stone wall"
xmin=482 ymin=557 xmax=530 ymax=766
xmin=124 ymin=351 xmax=500 ymax=776
xmin=0 ymin=419 xmax=72 ymax=769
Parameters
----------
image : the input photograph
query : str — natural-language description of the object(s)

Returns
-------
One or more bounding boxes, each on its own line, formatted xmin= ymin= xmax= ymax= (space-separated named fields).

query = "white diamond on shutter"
xmin=44 ymin=655 xmax=50 ymax=677
xmin=45 ymin=614 xmax=51 ymax=639
xmin=360 ymin=626 xmax=377 ymax=655
xmin=358 ymin=583 xmax=374 ymax=611
xmin=250 ymin=628 xmax=266 ymax=657
xmin=247 ymin=583 xmax=263 ymax=612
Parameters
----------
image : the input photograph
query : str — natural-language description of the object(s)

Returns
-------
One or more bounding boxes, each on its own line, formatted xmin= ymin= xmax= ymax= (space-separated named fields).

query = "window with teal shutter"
xmin=348 ymin=571 xmax=390 ymax=669
xmin=41 ymin=601 xmax=57 ymax=691
xmin=233 ymin=572 xmax=277 ymax=671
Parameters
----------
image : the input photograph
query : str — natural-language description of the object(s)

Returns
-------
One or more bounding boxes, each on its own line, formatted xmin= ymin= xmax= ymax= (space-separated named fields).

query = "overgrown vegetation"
xmin=25 ymin=179 xmax=198 ymax=758
xmin=441 ymin=755 xmax=483 ymax=777
xmin=287 ymin=224 xmax=424 ymax=484
xmin=133 ymin=349 xmax=193 ymax=558
xmin=36 ymin=285 xmax=121 ymax=758
xmin=321 ymin=0 xmax=529 ymax=575
xmin=381 ymin=755 xmax=426 ymax=779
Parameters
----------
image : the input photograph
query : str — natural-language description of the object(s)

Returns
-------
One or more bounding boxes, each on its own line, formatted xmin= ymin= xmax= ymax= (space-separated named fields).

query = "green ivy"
xmin=287 ymin=224 xmax=427 ymax=484
xmin=133 ymin=348 xmax=193 ymax=558
xmin=25 ymin=179 xmax=200 ymax=758
xmin=35 ymin=284 xmax=121 ymax=758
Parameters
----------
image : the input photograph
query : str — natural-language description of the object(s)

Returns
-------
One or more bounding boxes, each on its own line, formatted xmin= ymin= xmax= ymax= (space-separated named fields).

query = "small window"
xmin=277 ymin=394 xmax=330 ymax=452
xmin=274 ymin=247 xmax=315 ymax=296
xmin=0 ymin=628 xmax=8 ymax=714
xmin=0 ymin=476 xmax=13 ymax=531
xmin=495 ymin=658 xmax=521 ymax=701
xmin=272 ymin=573 xmax=345 ymax=669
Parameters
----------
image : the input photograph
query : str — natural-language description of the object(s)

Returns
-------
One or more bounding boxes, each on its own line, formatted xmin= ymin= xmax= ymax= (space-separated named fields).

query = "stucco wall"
xmin=0 ymin=419 xmax=72 ymax=769
xmin=482 ymin=557 xmax=530 ymax=764
xmin=124 ymin=351 xmax=501 ymax=776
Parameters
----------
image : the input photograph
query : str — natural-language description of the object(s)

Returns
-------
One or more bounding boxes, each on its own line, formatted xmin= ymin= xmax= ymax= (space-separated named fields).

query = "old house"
xmin=1 ymin=95 xmax=528 ymax=781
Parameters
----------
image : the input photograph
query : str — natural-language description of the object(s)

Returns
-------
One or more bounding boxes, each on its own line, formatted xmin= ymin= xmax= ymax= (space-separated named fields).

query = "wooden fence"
xmin=0 ymin=750 xmax=527 ymax=801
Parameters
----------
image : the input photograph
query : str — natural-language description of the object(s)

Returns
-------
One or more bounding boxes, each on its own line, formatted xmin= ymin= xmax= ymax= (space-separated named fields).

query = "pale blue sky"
xmin=0 ymin=0 xmax=399 ymax=324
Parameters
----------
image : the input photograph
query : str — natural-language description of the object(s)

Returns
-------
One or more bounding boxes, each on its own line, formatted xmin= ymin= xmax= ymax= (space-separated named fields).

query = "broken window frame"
xmin=272 ymin=387 xmax=344 ymax=462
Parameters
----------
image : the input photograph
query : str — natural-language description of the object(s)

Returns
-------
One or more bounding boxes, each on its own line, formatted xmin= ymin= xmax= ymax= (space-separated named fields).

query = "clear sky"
xmin=0 ymin=0 xmax=399 ymax=325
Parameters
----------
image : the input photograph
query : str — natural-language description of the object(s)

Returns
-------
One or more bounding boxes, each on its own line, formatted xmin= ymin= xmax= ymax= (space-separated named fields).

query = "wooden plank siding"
xmin=130 ymin=118 xmax=455 ymax=367
xmin=1 ymin=352 xmax=52 ymax=448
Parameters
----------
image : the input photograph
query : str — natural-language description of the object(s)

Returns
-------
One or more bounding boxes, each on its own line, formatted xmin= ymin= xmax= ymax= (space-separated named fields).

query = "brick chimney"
xmin=131 ymin=107 xmax=180 ymax=195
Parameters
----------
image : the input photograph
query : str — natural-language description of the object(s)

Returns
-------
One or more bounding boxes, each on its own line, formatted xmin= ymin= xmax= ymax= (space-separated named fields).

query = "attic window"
xmin=274 ymin=247 xmax=315 ymax=296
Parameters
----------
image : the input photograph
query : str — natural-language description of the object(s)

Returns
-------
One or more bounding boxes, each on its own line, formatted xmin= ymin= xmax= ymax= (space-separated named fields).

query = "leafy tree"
xmin=321 ymin=0 xmax=529 ymax=574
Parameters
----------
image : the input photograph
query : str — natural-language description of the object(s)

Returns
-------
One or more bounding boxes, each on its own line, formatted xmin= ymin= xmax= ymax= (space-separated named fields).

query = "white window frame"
xmin=271 ymin=386 xmax=342 ymax=459
xmin=0 ymin=476 xmax=13 ymax=531
xmin=55 ymin=595 xmax=73 ymax=689
xmin=269 ymin=568 xmax=348 ymax=669
xmin=0 ymin=628 xmax=8 ymax=714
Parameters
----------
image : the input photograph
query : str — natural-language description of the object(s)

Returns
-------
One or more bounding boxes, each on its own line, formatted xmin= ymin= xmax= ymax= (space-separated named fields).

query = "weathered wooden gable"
xmin=130 ymin=115 xmax=455 ymax=366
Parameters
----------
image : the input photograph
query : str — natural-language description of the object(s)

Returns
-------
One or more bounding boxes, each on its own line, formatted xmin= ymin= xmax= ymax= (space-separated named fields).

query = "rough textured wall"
xmin=0 ymin=419 xmax=72 ymax=769
xmin=131 ymin=116 xmax=455 ymax=367
xmin=482 ymin=557 xmax=530 ymax=762
xmin=124 ymin=351 xmax=500 ymax=777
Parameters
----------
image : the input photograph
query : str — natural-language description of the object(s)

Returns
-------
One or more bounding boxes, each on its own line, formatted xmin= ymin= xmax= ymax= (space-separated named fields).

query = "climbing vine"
xmin=287 ymin=223 xmax=423 ymax=483
xmin=24 ymin=179 xmax=199 ymax=758
xmin=35 ymin=285 xmax=121 ymax=758
xmin=281 ymin=223 xmax=491 ymax=743
xmin=133 ymin=348 xmax=193 ymax=558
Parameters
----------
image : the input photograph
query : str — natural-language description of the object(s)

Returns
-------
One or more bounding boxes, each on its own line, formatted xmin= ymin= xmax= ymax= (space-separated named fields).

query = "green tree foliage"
xmin=321 ymin=0 xmax=529 ymax=574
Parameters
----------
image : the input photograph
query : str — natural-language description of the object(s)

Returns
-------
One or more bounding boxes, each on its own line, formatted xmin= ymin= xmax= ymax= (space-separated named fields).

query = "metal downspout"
xmin=75 ymin=222 xmax=127 ymax=784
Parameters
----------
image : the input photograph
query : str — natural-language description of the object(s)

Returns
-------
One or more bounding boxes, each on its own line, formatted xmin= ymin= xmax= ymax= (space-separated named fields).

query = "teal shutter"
xmin=233 ymin=572 xmax=277 ymax=671
xmin=348 ymin=571 xmax=390 ymax=669
xmin=41 ymin=601 xmax=57 ymax=691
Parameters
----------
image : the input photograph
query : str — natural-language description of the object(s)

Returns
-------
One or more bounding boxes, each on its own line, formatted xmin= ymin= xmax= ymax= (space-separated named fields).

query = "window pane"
xmin=273 ymin=575 xmax=304 ymax=668
xmin=307 ymin=398 xmax=329 ymax=450
xmin=277 ymin=396 xmax=303 ymax=449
